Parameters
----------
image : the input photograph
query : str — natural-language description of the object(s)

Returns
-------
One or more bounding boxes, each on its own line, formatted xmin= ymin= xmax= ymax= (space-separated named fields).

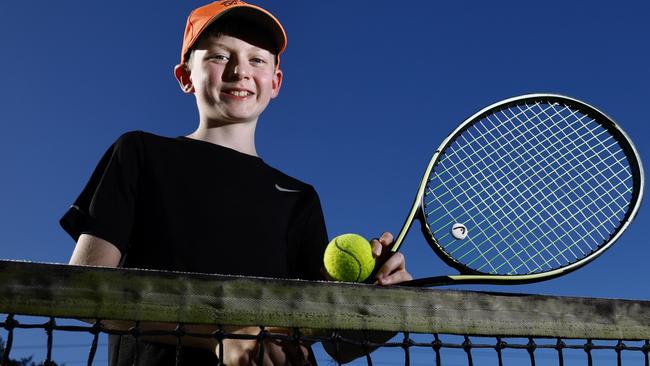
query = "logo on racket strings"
xmin=451 ymin=223 xmax=468 ymax=240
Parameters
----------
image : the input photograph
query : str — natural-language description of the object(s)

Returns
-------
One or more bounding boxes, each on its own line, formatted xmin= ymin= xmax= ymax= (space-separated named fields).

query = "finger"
xmin=377 ymin=269 xmax=413 ymax=285
xmin=374 ymin=252 xmax=413 ymax=285
xmin=378 ymin=232 xmax=394 ymax=246
xmin=252 ymin=340 xmax=270 ymax=366
xmin=375 ymin=251 xmax=405 ymax=278
xmin=370 ymin=239 xmax=382 ymax=258
xmin=262 ymin=350 xmax=274 ymax=366
xmin=370 ymin=232 xmax=394 ymax=258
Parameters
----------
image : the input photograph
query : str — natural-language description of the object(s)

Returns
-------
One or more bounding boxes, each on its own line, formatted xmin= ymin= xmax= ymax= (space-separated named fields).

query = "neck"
xmin=187 ymin=119 xmax=258 ymax=156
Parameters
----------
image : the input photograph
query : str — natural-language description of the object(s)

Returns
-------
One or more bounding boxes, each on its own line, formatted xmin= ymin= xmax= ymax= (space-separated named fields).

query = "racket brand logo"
xmin=451 ymin=223 xmax=468 ymax=240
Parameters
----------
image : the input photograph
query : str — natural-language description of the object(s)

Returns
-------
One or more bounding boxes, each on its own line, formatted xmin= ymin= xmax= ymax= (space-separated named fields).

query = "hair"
xmin=184 ymin=16 xmax=279 ymax=68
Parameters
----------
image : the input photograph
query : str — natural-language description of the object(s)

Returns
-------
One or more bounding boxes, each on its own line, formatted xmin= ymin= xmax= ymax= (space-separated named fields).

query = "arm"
xmin=69 ymin=235 xmax=311 ymax=364
xmin=323 ymin=232 xmax=413 ymax=363
xmin=69 ymin=234 xmax=121 ymax=267
xmin=69 ymin=235 xmax=217 ymax=348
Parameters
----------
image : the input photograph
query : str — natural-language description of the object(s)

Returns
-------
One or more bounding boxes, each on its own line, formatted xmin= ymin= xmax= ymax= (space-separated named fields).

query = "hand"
xmin=215 ymin=326 xmax=312 ymax=365
xmin=370 ymin=232 xmax=413 ymax=285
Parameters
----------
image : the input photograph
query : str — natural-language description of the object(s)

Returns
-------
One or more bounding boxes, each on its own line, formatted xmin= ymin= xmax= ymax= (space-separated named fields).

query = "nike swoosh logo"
xmin=275 ymin=184 xmax=301 ymax=193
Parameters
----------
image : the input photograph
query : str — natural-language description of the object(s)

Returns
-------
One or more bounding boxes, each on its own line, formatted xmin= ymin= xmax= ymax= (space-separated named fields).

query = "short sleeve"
xmin=60 ymin=132 xmax=143 ymax=254
xmin=289 ymin=188 xmax=329 ymax=280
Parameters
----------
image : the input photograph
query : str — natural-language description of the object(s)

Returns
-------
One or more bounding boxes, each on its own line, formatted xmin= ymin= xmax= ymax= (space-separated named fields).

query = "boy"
xmin=61 ymin=1 xmax=412 ymax=364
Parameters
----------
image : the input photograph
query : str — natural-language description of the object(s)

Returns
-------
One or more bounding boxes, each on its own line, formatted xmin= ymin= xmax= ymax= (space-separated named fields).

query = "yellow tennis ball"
xmin=323 ymin=233 xmax=375 ymax=282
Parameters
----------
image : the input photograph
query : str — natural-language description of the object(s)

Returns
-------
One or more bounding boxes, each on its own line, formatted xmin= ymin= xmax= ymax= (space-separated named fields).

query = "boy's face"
xmin=176 ymin=31 xmax=282 ymax=125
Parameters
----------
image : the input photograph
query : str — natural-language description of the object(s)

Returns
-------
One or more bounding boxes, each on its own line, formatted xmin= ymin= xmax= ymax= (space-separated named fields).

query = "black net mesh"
xmin=1 ymin=260 xmax=648 ymax=365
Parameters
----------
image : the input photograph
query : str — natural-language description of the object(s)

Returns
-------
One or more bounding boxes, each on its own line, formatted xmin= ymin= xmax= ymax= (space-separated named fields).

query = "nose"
xmin=230 ymin=62 xmax=251 ymax=80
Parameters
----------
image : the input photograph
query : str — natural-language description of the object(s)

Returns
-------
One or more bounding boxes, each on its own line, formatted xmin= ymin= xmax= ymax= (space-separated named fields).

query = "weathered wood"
xmin=0 ymin=260 xmax=648 ymax=339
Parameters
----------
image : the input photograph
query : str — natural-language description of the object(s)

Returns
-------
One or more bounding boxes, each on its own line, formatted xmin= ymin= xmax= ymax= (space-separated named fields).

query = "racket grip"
xmin=399 ymin=275 xmax=456 ymax=287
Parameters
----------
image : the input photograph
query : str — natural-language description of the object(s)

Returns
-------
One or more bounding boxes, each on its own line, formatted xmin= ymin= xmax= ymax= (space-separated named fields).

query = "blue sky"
xmin=1 ymin=0 xmax=648 ymax=364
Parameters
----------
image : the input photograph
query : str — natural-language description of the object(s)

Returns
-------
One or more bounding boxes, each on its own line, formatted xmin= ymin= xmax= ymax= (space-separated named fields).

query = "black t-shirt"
xmin=60 ymin=131 xmax=328 ymax=365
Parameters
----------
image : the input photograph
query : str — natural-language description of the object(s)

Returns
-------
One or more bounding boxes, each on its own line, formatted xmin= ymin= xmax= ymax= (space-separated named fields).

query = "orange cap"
xmin=180 ymin=0 xmax=287 ymax=66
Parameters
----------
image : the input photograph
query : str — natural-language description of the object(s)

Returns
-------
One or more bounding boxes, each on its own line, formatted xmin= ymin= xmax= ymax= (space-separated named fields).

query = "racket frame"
xmin=391 ymin=93 xmax=644 ymax=286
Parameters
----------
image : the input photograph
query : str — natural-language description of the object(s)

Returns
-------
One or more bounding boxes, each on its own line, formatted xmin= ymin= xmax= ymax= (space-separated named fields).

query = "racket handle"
xmin=400 ymin=275 xmax=456 ymax=287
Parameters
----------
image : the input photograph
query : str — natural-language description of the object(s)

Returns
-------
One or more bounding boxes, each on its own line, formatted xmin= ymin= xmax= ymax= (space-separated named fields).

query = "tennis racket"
xmin=391 ymin=94 xmax=644 ymax=286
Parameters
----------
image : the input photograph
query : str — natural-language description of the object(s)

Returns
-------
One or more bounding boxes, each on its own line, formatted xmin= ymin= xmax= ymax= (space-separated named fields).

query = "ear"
xmin=270 ymin=68 xmax=283 ymax=99
xmin=174 ymin=64 xmax=194 ymax=94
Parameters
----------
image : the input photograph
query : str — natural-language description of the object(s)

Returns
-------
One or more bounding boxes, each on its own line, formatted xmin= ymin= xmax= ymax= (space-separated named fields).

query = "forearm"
xmin=88 ymin=319 xmax=218 ymax=350
xmin=98 ymin=321 xmax=313 ymax=364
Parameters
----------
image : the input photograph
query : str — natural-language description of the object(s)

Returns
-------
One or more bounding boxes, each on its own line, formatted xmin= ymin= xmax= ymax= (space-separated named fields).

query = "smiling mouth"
xmin=225 ymin=90 xmax=253 ymax=97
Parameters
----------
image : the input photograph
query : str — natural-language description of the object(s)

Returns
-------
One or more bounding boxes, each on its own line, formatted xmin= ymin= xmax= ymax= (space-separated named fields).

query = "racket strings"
xmin=497 ymin=157 xmax=631 ymax=274
xmin=446 ymin=105 xmax=598 ymax=268
xmin=476 ymin=113 xmax=631 ymax=274
xmin=543 ymin=103 xmax=631 ymax=214
xmin=509 ymin=104 xmax=634 ymax=271
xmin=452 ymin=109 xmax=603 ymax=273
xmin=429 ymin=104 xmax=597 ymax=255
xmin=432 ymin=171 xmax=517 ymax=273
xmin=425 ymin=102 xmax=586 ymax=220
xmin=425 ymin=102 xmax=559 ymax=202
xmin=482 ymin=105 xmax=628 ymax=271
xmin=426 ymin=102 xmax=598 ymax=217
xmin=508 ymin=104 xmax=632 ymax=271
xmin=515 ymin=194 xmax=632 ymax=274
xmin=434 ymin=114 xmax=564 ymax=273
xmin=496 ymin=107 xmax=628 ymax=270
xmin=424 ymin=101 xmax=634 ymax=275
xmin=424 ymin=102 xmax=577 ymax=270
xmin=520 ymin=105 xmax=632 ymax=249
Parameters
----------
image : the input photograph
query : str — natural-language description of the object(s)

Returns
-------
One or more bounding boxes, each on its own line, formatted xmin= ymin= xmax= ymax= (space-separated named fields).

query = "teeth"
xmin=229 ymin=90 xmax=250 ymax=97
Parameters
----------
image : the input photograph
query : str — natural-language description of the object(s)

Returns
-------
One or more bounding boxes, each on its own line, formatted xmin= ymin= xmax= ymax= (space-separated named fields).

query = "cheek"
xmin=256 ymin=75 xmax=276 ymax=95
xmin=197 ymin=65 xmax=223 ymax=86
xmin=205 ymin=74 xmax=221 ymax=89
xmin=194 ymin=75 xmax=221 ymax=97
xmin=192 ymin=76 xmax=219 ymax=101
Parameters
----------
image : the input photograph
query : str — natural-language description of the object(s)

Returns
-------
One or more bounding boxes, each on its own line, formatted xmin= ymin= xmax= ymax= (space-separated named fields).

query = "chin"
xmin=224 ymin=110 xmax=263 ymax=123
xmin=220 ymin=114 xmax=259 ymax=125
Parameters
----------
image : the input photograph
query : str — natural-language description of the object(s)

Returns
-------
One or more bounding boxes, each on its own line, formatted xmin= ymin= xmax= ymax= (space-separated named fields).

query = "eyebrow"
xmin=203 ymin=42 xmax=230 ymax=51
xmin=204 ymin=43 xmax=272 ymax=60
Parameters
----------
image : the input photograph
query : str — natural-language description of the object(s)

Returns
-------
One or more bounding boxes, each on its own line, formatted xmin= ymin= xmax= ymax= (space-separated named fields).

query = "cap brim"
xmin=215 ymin=6 xmax=286 ymax=55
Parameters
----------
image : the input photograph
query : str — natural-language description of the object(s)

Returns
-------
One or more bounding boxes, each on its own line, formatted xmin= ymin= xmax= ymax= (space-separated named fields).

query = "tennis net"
xmin=0 ymin=259 xmax=648 ymax=365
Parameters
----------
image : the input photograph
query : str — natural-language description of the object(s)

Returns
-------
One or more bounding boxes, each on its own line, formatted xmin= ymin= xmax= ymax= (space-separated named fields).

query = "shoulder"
xmin=113 ymin=130 xmax=176 ymax=146
xmin=110 ymin=130 xmax=148 ymax=153
xmin=106 ymin=131 xmax=193 ymax=166
xmin=111 ymin=131 xmax=185 ymax=154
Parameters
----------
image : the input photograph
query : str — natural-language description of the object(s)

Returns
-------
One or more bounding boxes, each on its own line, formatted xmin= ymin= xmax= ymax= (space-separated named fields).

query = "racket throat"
xmin=392 ymin=201 xmax=427 ymax=253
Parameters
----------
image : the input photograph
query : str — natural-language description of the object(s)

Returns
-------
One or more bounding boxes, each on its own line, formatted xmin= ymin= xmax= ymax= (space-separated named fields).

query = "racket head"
xmin=417 ymin=94 xmax=643 ymax=282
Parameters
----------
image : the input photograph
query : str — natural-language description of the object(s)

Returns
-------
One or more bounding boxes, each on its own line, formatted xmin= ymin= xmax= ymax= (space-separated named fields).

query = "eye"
xmin=208 ymin=54 xmax=229 ymax=62
xmin=250 ymin=57 xmax=267 ymax=65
